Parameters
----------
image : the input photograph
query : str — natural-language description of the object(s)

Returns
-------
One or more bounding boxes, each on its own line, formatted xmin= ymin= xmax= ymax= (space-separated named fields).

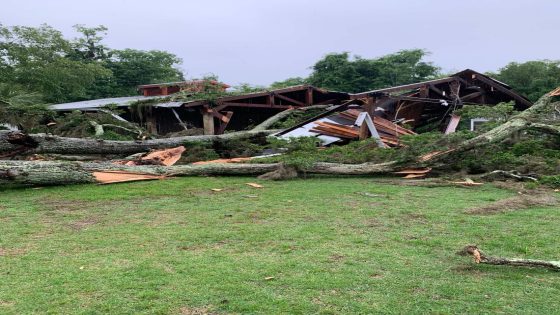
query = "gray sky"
xmin=2 ymin=0 xmax=559 ymax=86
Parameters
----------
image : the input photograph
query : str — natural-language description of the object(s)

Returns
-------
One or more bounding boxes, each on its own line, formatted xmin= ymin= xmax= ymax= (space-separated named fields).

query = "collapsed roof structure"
xmin=49 ymin=69 xmax=531 ymax=137
xmin=350 ymin=69 xmax=532 ymax=130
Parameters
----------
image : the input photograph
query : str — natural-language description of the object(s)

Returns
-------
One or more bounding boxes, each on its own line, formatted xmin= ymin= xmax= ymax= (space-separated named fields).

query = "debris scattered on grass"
xmin=179 ymin=306 xmax=216 ymax=315
xmin=451 ymin=178 xmax=483 ymax=187
xmin=394 ymin=167 xmax=431 ymax=179
xmin=210 ymin=188 xmax=223 ymax=192
xmin=264 ymin=276 xmax=275 ymax=281
xmin=358 ymin=192 xmax=385 ymax=198
xmin=246 ymin=183 xmax=264 ymax=188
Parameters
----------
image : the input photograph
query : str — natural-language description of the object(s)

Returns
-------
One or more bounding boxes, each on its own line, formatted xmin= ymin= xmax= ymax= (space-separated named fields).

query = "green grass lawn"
xmin=1 ymin=177 xmax=559 ymax=314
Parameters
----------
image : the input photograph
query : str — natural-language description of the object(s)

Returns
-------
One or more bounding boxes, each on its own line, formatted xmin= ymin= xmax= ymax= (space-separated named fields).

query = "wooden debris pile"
xmin=95 ymin=146 xmax=186 ymax=184
xmin=309 ymin=108 xmax=416 ymax=147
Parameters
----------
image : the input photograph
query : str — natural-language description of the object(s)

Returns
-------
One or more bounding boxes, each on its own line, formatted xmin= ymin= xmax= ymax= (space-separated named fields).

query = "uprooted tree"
xmin=0 ymin=94 xmax=558 ymax=186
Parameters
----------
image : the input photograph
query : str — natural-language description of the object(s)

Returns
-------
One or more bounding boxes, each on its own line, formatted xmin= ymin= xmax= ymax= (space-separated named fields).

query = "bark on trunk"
xmin=0 ymin=129 xmax=278 ymax=156
xmin=0 ymin=160 xmax=399 ymax=186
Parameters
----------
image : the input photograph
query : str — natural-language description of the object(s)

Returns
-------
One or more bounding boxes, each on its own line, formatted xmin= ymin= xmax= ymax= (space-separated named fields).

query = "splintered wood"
xmin=548 ymin=86 xmax=560 ymax=97
xmin=99 ymin=146 xmax=186 ymax=184
xmin=114 ymin=146 xmax=186 ymax=166
xmin=394 ymin=167 xmax=432 ymax=179
xmin=93 ymin=171 xmax=165 ymax=184
xmin=193 ymin=157 xmax=253 ymax=165
xmin=310 ymin=109 xmax=416 ymax=147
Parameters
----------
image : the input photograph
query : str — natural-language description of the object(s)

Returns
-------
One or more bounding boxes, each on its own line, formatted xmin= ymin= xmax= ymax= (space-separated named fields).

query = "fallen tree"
xmin=0 ymin=160 xmax=397 ymax=186
xmin=0 ymin=95 xmax=558 ymax=186
xmin=0 ymin=129 xmax=278 ymax=156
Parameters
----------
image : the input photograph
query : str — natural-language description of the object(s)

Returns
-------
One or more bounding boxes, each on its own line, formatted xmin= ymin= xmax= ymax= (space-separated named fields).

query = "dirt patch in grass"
xmin=465 ymin=193 xmax=559 ymax=215
xmin=402 ymin=213 xmax=429 ymax=224
xmin=0 ymin=300 xmax=15 ymax=307
xmin=328 ymin=253 xmax=345 ymax=263
xmin=179 ymin=306 xmax=216 ymax=315
xmin=0 ymin=247 xmax=26 ymax=257
xmin=178 ymin=240 xmax=228 ymax=252
xmin=40 ymin=198 xmax=93 ymax=213
xmin=68 ymin=218 xmax=98 ymax=231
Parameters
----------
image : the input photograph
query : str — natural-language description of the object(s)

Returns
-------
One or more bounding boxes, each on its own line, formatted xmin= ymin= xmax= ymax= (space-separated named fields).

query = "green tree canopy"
xmin=491 ymin=60 xmax=560 ymax=102
xmin=103 ymin=49 xmax=184 ymax=96
xmin=0 ymin=23 xmax=185 ymax=103
xmin=269 ymin=77 xmax=308 ymax=89
xmin=0 ymin=24 xmax=111 ymax=103
xmin=307 ymin=50 xmax=440 ymax=93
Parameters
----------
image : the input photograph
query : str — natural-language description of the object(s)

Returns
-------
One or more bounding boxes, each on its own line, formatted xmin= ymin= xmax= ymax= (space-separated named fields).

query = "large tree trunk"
xmin=0 ymin=129 xmax=278 ymax=156
xmin=450 ymin=95 xmax=558 ymax=154
xmin=0 ymin=160 xmax=398 ymax=186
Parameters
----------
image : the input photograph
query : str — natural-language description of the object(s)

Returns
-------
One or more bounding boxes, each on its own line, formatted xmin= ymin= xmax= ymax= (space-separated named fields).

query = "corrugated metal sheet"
xmin=49 ymin=95 xmax=176 ymax=111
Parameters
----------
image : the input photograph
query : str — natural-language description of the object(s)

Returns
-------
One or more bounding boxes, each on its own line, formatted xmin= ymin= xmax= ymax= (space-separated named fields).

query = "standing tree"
xmin=307 ymin=49 xmax=439 ymax=93
xmin=103 ymin=49 xmax=184 ymax=96
xmin=491 ymin=60 xmax=560 ymax=102
xmin=0 ymin=24 xmax=111 ymax=103
xmin=0 ymin=23 xmax=186 ymax=102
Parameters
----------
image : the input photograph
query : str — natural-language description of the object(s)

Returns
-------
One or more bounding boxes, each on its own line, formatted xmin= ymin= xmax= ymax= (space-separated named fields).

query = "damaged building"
xmin=49 ymin=69 xmax=531 ymax=139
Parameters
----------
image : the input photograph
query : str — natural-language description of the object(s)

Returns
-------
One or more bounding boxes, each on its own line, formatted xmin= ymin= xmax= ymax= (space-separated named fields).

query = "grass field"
xmin=1 ymin=177 xmax=559 ymax=314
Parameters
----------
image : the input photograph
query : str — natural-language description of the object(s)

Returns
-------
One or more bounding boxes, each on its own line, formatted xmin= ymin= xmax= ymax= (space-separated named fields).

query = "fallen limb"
xmin=89 ymin=121 xmax=142 ymax=137
xmin=458 ymin=245 xmax=560 ymax=271
xmin=251 ymin=105 xmax=331 ymax=131
xmin=0 ymin=129 xmax=278 ymax=156
xmin=481 ymin=170 xmax=538 ymax=182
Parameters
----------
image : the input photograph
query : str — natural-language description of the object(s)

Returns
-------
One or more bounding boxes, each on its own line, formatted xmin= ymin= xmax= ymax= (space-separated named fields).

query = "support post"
xmin=305 ymin=87 xmax=313 ymax=106
xmin=202 ymin=107 xmax=215 ymax=135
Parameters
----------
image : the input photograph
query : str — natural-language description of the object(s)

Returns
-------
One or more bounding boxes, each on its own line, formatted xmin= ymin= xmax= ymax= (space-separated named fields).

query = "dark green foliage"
xmin=259 ymin=137 xmax=400 ymax=170
xmin=0 ymin=83 xmax=53 ymax=131
xmin=102 ymin=49 xmax=184 ymax=97
xmin=179 ymin=142 xmax=220 ymax=163
xmin=307 ymin=50 xmax=440 ymax=93
xmin=491 ymin=60 xmax=560 ymax=102
xmin=0 ymin=23 xmax=184 ymax=103
xmin=447 ymin=135 xmax=560 ymax=175
xmin=269 ymin=108 xmax=327 ymax=129
xmin=539 ymin=175 xmax=560 ymax=188
xmin=454 ymin=102 xmax=516 ymax=131
xmin=0 ymin=24 xmax=111 ymax=103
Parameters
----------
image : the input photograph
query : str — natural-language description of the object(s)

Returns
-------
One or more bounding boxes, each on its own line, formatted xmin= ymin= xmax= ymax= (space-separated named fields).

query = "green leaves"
xmin=493 ymin=60 xmax=560 ymax=102
xmin=0 ymin=24 xmax=185 ymax=103
xmin=306 ymin=49 xmax=440 ymax=93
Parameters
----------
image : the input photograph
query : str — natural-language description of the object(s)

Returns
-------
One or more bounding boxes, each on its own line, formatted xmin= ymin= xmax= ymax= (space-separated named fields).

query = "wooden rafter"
xmin=274 ymin=93 xmax=305 ymax=106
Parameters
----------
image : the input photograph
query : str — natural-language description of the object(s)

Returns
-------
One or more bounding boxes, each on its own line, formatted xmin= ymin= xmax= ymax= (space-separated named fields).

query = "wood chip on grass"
xmin=246 ymin=183 xmax=264 ymax=188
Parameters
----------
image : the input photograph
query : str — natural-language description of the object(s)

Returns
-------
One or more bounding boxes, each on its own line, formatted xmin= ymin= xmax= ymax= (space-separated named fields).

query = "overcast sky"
xmin=2 ymin=0 xmax=559 ymax=86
